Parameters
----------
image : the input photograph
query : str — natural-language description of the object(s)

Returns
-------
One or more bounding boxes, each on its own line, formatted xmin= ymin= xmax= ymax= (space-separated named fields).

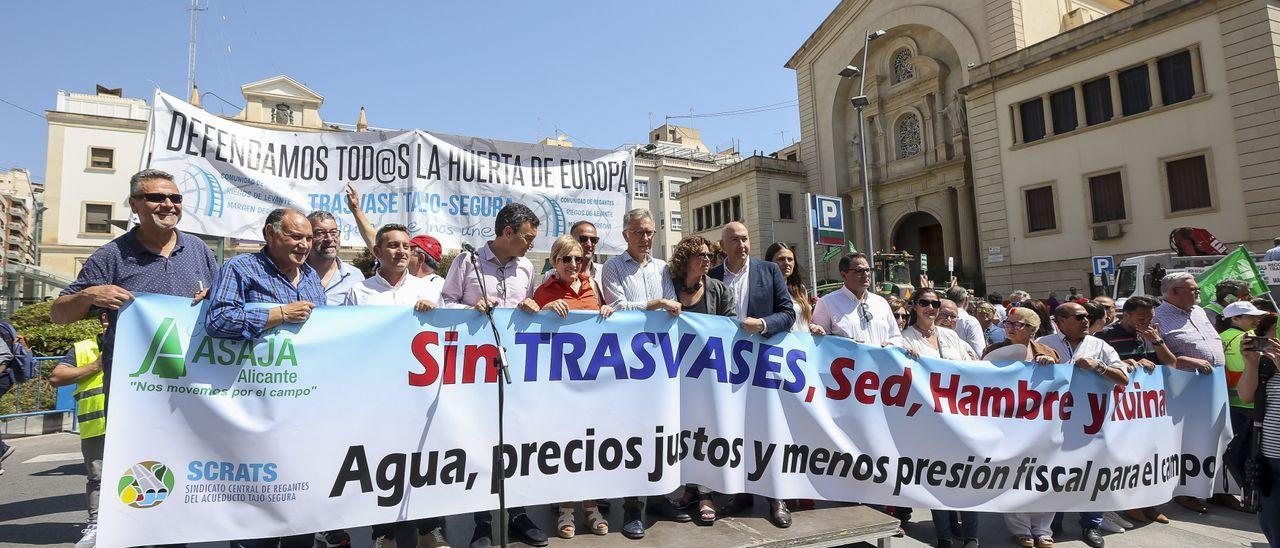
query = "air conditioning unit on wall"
xmin=1092 ymin=223 xmax=1123 ymax=240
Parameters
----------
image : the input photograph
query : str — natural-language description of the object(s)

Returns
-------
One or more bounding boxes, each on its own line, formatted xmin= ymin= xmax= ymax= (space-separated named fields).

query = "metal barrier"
xmin=1 ymin=356 xmax=75 ymax=422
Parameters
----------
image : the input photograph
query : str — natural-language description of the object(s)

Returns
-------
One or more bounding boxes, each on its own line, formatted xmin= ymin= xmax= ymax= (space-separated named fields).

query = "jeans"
xmin=1261 ymin=457 xmax=1280 ymax=547
xmin=931 ymin=510 xmax=979 ymax=541
xmin=82 ymin=435 xmax=104 ymax=524
xmin=1052 ymin=511 xmax=1103 ymax=530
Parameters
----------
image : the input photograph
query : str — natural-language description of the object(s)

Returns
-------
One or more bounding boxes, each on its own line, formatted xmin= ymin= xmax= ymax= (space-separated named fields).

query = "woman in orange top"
xmin=525 ymin=234 xmax=615 ymax=320
xmin=522 ymin=234 xmax=612 ymax=539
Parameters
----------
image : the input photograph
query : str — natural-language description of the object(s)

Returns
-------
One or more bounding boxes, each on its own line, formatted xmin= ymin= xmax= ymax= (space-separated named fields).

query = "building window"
xmin=669 ymin=180 xmax=684 ymax=199
xmin=1049 ymin=89 xmax=1077 ymax=134
xmin=896 ymin=113 xmax=922 ymax=158
xmin=1118 ymin=65 xmax=1151 ymax=116
xmin=634 ymin=179 xmax=649 ymax=199
xmin=1019 ymin=98 xmax=1046 ymax=143
xmin=778 ymin=193 xmax=794 ymax=221
xmin=892 ymin=48 xmax=915 ymax=84
xmin=1158 ymin=50 xmax=1195 ymax=105
xmin=671 ymin=211 xmax=683 ymax=231
xmin=1165 ymin=155 xmax=1213 ymax=212
xmin=272 ymin=103 xmax=294 ymax=125
xmin=1082 ymin=77 xmax=1113 ymax=126
xmin=1024 ymin=186 xmax=1056 ymax=232
xmin=1088 ymin=171 xmax=1126 ymax=223
xmin=786 ymin=152 xmax=798 ymax=161
xmin=89 ymin=147 xmax=114 ymax=170
xmin=731 ymin=196 xmax=741 ymax=222
xmin=83 ymin=203 xmax=113 ymax=234
xmin=695 ymin=208 xmax=705 ymax=231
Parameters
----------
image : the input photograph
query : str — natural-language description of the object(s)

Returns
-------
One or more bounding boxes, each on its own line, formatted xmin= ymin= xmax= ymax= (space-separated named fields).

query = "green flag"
xmin=1195 ymin=245 xmax=1268 ymax=308
xmin=822 ymin=241 xmax=857 ymax=262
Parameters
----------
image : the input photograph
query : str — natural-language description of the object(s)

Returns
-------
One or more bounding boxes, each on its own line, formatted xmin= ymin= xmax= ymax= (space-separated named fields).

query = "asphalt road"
xmin=0 ymin=432 xmax=1269 ymax=547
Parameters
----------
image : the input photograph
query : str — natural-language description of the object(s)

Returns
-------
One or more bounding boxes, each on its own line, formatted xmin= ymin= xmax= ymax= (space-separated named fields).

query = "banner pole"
xmin=805 ymin=193 xmax=818 ymax=299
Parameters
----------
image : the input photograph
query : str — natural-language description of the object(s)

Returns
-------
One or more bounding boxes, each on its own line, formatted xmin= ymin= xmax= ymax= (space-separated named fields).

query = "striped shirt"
xmin=1154 ymin=301 xmax=1225 ymax=366
xmin=1264 ymin=365 xmax=1280 ymax=458
xmin=601 ymin=252 xmax=676 ymax=311
xmin=205 ymin=250 xmax=327 ymax=340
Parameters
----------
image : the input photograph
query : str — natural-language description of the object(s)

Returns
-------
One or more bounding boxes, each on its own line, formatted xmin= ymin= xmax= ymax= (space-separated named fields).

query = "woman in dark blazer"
xmin=671 ymin=236 xmax=737 ymax=318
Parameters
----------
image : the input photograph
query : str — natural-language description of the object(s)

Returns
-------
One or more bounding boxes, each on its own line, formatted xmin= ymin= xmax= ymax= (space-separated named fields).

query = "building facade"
xmin=633 ymin=124 xmax=740 ymax=259
xmin=679 ymin=154 xmax=809 ymax=277
xmin=785 ymin=0 xmax=1130 ymax=288
xmin=963 ymin=0 xmax=1280 ymax=296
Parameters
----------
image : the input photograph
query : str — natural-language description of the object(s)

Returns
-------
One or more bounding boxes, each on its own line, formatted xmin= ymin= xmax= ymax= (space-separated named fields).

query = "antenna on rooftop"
xmin=186 ymin=0 xmax=207 ymax=97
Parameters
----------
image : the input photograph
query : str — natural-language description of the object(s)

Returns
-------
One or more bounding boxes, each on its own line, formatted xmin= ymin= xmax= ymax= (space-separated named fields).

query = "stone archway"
xmin=893 ymin=211 xmax=945 ymax=282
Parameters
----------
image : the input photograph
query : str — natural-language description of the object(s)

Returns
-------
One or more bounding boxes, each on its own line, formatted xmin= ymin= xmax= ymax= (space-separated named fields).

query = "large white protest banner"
xmin=98 ymin=294 xmax=1231 ymax=547
xmin=146 ymin=91 xmax=633 ymax=254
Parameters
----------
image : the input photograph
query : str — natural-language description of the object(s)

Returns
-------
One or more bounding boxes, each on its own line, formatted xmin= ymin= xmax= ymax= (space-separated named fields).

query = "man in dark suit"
xmin=710 ymin=222 xmax=796 ymax=527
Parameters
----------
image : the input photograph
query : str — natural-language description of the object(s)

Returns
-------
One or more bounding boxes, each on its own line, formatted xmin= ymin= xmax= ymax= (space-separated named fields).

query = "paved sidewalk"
xmin=0 ymin=432 xmax=1268 ymax=547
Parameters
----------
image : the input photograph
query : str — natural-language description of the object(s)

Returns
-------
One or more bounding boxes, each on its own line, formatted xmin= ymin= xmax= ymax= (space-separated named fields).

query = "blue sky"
xmin=0 ymin=1 xmax=835 ymax=182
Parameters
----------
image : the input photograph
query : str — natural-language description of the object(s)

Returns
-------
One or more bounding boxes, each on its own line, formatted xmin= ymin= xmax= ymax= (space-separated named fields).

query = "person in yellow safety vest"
xmin=48 ymin=309 xmax=109 ymax=548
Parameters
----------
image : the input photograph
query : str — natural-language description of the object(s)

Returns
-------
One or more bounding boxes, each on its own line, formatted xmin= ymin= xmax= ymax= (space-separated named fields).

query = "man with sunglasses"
xmin=52 ymin=169 xmax=217 ymax=397
xmin=810 ymin=253 xmax=900 ymax=345
xmin=1035 ymin=302 xmax=1129 ymax=548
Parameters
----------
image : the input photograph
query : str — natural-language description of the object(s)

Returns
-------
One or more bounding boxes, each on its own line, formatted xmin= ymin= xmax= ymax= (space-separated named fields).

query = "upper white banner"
xmin=147 ymin=91 xmax=634 ymax=254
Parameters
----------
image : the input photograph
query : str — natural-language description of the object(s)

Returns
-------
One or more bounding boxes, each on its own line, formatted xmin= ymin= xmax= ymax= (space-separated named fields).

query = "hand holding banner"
xmin=98 ymin=294 xmax=1231 ymax=547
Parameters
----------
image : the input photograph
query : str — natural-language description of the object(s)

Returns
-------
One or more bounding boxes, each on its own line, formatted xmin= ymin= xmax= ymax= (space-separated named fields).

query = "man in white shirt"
xmin=1034 ymin=301 xmax=1129 ymax=548
xmin=407 ymin=234 xmax=445 ymax=302
xmin=810 ymin=253 xmax=900 ymax=345
xmin=344 ymin=225 xmax=439 ymax=309
xmin=944 ymin=286 xmax=986 ymax=357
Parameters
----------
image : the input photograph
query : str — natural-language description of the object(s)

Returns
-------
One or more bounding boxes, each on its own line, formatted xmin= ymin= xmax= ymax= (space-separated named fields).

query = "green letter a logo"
xmin=131 ymin=318 xmax=186 ymax=379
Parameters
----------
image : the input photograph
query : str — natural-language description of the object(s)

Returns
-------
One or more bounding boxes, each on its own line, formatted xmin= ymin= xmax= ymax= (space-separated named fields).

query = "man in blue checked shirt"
xmin=206 ymin=208 xmax=326 ymax=341
xmin=205 ymin=207 xmax=325 ymax=548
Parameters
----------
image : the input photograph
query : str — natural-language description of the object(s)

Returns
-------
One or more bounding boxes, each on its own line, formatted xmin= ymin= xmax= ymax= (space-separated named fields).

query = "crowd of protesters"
xmin=18 ymin=168 xmax=1278 ymax=548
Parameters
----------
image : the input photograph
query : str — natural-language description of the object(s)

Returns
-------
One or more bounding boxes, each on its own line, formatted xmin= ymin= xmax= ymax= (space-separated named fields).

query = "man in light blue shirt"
xmin=1264 ymin=238 xmax=1280 ymax=261
xmin=305 ymin=210 xmax=364 ymax=305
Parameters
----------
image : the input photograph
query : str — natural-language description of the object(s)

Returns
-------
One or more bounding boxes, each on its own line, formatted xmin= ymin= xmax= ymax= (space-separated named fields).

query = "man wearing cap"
xmin=408 ymin=234 xmax=446 ymax=299
xmin=974 ymin=301 xmax=1005 ymax=345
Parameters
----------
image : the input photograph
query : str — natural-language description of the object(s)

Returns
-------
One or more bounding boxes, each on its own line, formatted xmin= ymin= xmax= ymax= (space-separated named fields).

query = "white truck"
xmin=1111 ymin=251 xmax=1280 ymax=300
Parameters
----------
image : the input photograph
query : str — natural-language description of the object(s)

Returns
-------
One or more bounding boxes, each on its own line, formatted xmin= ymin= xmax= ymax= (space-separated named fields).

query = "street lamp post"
xmin=841 ymin=29 xmax=886 ymax=288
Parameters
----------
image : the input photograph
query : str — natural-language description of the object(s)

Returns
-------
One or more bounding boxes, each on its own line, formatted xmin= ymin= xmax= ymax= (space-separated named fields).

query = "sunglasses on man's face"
xmin=577 ymin=235 xmax=600 ymax=245
xmin=844 ymin=267 xmax=871 ymax=275
xmin=133 ymin=193 xmax=183 ymax=204
xmin=1059 ymin=313 xmax=1089 ymax=322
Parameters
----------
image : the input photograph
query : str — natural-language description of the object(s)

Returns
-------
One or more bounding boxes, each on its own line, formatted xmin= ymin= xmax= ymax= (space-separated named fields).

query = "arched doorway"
xmin=893 ymin=212 xmax=945 ymax=283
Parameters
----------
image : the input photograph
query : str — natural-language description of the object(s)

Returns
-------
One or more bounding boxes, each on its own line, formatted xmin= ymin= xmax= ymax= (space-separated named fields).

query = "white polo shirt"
xmin=811 ymin=287 xmax=900 ymax=345
xmin=1036 ymin=333 xmax=1123 ymax=367
xmin=344 ymin=271 xmax=443 ymax=306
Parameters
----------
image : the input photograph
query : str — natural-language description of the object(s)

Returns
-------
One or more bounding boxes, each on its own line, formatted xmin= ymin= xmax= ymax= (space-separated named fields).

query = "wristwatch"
xmin=1093 ymin=362 xmax=1106 ymax=373
xmin=1152 ymin=338 xmax=1166 ymax=346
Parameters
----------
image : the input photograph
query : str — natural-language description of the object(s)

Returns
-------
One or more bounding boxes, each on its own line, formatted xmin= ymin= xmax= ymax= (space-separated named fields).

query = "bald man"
xmin=710 ymin=221 xmax=796 ymax=528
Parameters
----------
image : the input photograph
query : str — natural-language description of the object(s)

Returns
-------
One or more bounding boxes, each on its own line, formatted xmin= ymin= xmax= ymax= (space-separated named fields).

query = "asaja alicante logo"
xmin=130 ymin=317 xmax=186 ymax=379
xmin=118 ymin=461 xmax=176 ymax=509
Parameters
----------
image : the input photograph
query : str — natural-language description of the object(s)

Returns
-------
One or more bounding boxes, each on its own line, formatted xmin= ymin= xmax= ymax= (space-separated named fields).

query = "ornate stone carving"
xmin=942 ymin=93 xmax=968 ymax=136
xmin=896 ymin=113 xmax=922 ymax=158
xmin=892 ymin=48 xmax=915 ymax=84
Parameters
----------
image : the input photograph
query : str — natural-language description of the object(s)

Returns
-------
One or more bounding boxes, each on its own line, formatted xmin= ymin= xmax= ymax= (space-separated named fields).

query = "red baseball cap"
xmin=409 ymin=235 xmax=442 ymax=262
